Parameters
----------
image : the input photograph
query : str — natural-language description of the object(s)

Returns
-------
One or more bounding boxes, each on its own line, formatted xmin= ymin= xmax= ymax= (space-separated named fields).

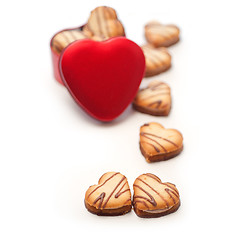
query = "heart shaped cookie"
xmin=51 ymin=29 xmax=88 ymax=54
xmin=50 ymin=6 xmax=126 ymax=85
xmin=140 ymin=122 xmax=183 ymax=162
xmin=145 ymin=21 xmax=180 ymax=48
xmin=85 ymin=172 xmax=132 ymax=216
xmin=141 ymin=45 xmax=171 ymax=77
xmin=85 ymin=6 xmax=125 ymax=39
xmin=133 ymin=173 xmax=180 ymax=218
xmin=59 ymin=37 xmax=145 ymax=121
xmin=133 ymin=80 xmax=171 ymax=116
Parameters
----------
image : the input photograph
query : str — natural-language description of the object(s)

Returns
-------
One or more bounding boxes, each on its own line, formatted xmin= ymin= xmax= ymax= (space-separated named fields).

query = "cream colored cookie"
xmin=82 ymin=24 xmax=105 ymax=41
xmin=140 ymin=122 xmax=183 ymax=162
xmin=86 ymin=6 xmax=125 ymax=39
xmin=82 ymin=24 xmax=93 ymax=38
xmin=145 ymin=21 xmax=180 ymax=47
xmin=133 ymin=173 xmax=180 ymax=218
xmin=85 ymin=172 xmax=132 ymax=216
xmin=133 ymin=80 xmax=171 ymax=116
xmin=52 ymin=29 xmax=87 ymax=54
xmin=141 ymin=45 xmax=171 ymax=77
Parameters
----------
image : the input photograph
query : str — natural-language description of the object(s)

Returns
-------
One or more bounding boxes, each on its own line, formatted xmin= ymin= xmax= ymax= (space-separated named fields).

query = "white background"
xmin=0 ymin=0 xmax=236 ymax=239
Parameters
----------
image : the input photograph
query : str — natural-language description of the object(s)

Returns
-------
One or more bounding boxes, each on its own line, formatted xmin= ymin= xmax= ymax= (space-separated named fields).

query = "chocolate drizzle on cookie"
xmin=86 ymin=172 xmax=131 ymax=210
xmin=93 ymin=192 xmax=106 ymax=208
xmin=139 ymin=122 xmax=183 ymax=162
xmin=141 ymin=132 xmax=179 ymax=148
xmin=102 ymin=176 xmax=126 ymax=208
xmin=140 ymin=132 xmax=167 ymax=152
xmin=133 ymin=81 xmax=171 ymax=116
xmin=140 ymin=126 xmax=180 ymax=153
xmin=133 ymin=173 xmax=180 ymax=217
xmin=87 ymin=172 xmax=118 ymax=199
xmin=115 ymin=181 xmax=130 ymax=198
xmin=134 ymin=174 xmax=171 ymax=208
xmin=147 ymin=100 xmax=162 ymax=108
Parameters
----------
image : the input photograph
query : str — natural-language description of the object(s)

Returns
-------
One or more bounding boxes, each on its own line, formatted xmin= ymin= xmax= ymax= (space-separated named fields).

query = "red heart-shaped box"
xmin=50 ymin=25 xmax=126 ymax=85
xmin=50 ymin=25 xmax=90 ymax=85
xmin=50 ymin=26 xmax=86 ymax=85
xmin=59 ymin=37 xmax=145 ymax=122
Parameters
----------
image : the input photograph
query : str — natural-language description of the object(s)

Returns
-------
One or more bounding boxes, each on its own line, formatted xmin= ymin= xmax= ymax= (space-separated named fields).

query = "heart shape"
xmin=84 ymin=6 xmax=125 ymax=39
xmin=145 ymin=21 xmax=180 ymax=47
xmin=141 ymin=45 xmax=171 ymax=77
xmin=140 ymin=122 xmax=183 ymax=162
xmin=133 ymin=173 xmax=180 ymax=218
xmin=84 ymin=172 xmax=132 ymax=216
xmin=59 ymin=37 xmax=145 ymax=121
xmin=133 ymin=80 xmax=171 ymax=116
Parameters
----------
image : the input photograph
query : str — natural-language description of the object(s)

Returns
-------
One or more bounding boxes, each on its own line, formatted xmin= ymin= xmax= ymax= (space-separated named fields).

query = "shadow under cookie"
xmin=133 ymin=200 xmax=180 ymax=218
xmin=132 ymin=102 xmax=171 ymax=116
xmin=84 ymin=200 xmax=132 ymax=216
xmin=140 ymin=143 xmax=183 ymax=162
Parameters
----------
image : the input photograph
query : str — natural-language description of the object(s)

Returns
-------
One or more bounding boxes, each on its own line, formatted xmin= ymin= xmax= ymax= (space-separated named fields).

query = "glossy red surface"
xmin=59 ymin=37 xmax=145 ymax=121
